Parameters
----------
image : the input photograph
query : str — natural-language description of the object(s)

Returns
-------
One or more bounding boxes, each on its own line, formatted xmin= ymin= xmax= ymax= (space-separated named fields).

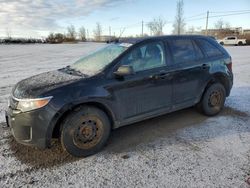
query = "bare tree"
xmin=147 ymin=17 xmax=166 ymax=36
xmin=172 ymin=0 xmax=185 ymax=35
xmin=67 ymin=25 xmax=76 ymax=40
xmin=47 ymin=33 xmax=55 ymax=43
xmin=214 ymin=19 xmax=230 ymax=29
xmin=47 ymin=32 xmax=65 ymax=43
xmin=187 ymin=26 xmax=195 ymax=34
xmin=54 ymin=33 xmax=64 ymax=43
xmin=93 ymin=22 xmax=102 ymax=41
xmin=79 ymin=26 xmax=86 ymax=41
xmin=186 ymin=26 xmax=202 ymax=34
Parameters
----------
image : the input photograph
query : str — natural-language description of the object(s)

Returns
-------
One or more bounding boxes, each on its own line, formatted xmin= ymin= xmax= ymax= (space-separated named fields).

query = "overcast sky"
xmin=0 ymin=0 xmax=249 ymax=38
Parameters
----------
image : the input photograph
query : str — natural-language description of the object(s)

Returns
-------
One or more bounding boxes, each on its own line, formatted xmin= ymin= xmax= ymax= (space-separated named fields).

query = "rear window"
xmin=196 ymin=39 xmax=223 ymax=57
xmin=169 ymin=39 xmax=203 ymax=64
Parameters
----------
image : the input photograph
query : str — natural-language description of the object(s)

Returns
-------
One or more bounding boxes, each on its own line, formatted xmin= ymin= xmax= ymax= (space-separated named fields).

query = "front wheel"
xmin=197 ymin=83 xmax=226 ymax=116
xmin=60 ymin=106 xmax=111 ymax=157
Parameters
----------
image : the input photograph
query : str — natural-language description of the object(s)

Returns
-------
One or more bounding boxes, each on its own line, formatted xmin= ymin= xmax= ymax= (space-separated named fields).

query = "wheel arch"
xmin=49 ymin=101 xmax=116 ymax=143
xmin=204 ymin=73 xmax=231 ymax=97
xmin=238 ymin=41 xmax=243 ymax=45
xmin=196 ymin=72 xmax=230 ymax=114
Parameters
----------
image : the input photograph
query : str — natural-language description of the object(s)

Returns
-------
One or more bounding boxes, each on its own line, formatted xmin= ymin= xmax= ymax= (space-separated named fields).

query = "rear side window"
xmin=196 ymin=39 xmax=223 ymax=57
xmin=169 ymin=39 xmax=203 ymax=64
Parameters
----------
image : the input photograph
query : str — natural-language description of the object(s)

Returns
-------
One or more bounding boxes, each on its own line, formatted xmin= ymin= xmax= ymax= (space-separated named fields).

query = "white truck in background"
xmin=217 ymin=36 xmax=247 ymax=46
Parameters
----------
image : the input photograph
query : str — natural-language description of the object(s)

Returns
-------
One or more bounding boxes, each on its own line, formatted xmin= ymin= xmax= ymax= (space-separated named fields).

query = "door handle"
xmin=201 ymin=64 xmax=209 ymax=70
xmin=158 ymin=72 xmax=169 ymax=79
xmin=149 ymin=74 xmax=158 ymax=79
xmin=149 ymin=72 xmax=170 ymax=80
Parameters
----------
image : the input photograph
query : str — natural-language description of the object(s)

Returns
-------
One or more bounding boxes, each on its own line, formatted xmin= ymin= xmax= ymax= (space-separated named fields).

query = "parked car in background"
xmin=217 ymin=36 xmax=247 ymax=46
xmin=6 ymin=35 xmax=233 ymax=157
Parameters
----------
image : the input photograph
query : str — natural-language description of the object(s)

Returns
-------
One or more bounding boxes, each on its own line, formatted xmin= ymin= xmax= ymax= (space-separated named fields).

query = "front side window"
xmin=71 ymin=44 xmax=128 ymax=76
xmin=169 ymin=39 xmax=199 ymax=64
xmin=120 ymin=42 xmax=166 ymax=72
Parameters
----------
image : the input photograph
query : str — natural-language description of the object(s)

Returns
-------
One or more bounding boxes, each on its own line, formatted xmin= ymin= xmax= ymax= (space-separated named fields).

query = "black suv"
xmin=6 ymin=35 xmax=233 ymax=157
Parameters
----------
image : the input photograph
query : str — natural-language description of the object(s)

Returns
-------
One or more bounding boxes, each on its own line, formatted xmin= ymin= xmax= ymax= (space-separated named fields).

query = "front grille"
xmin=9 ymin=97 xmax=18 ymax=109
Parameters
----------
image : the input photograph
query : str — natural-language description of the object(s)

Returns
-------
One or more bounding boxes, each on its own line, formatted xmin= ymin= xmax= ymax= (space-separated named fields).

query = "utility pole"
xmin=109 ymin=26 xmax=111 ymax=42
xmin=87 ymin=29 xmax=89 ymax=41
xmin=119 ymin=28 xmax=126 ymax=39
xmin=205 ymin=11 xmax=209 ymax=35
xmin=141 ymin=20 xmax=144 ymax=37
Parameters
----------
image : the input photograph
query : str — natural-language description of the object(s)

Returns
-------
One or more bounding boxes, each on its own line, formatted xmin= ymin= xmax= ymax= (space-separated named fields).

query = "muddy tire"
xmin=60 ymin=106 xmax=111 ymax=157
xmin=197 ymin=83 xmax=226 ymax=116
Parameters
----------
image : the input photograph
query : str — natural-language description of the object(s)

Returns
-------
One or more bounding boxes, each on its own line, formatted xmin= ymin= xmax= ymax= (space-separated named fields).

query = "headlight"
xmin=15 ymin=96 xmax=53 ymax=112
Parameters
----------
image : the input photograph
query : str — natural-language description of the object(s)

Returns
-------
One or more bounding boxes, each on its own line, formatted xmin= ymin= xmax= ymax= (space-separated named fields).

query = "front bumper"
xmin=5 ymin=105 xmax=57 ymax=149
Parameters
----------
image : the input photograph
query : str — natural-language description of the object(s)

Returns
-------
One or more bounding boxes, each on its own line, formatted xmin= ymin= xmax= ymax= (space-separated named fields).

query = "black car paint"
xmin=6 ymin=35 xmax=233 ymax=149
xmin=13 ymin=69 xmax=83 ymax=98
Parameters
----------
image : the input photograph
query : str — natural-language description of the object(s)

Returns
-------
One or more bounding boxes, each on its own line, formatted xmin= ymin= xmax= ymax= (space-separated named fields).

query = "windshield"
xmin=70 ymin=44 xmax=129 ymax=76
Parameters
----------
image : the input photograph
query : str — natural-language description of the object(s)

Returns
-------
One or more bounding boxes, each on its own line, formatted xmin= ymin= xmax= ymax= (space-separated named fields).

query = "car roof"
xmin=118 ymin=35 xmax=211 ymax=45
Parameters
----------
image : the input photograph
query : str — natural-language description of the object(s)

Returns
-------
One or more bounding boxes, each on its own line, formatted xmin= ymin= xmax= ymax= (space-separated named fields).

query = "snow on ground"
xmin=0 ymin=44 xmax=250 ymax=187
xmin=0 ymin=42 xmax=105 ymax=122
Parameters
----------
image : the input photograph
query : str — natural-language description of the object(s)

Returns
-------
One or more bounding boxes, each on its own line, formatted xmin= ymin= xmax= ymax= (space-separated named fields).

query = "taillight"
xmin=225 ymin=57 xmax=232 ymax=72
xmin=226 ymin=62 xmax=232 ymax=72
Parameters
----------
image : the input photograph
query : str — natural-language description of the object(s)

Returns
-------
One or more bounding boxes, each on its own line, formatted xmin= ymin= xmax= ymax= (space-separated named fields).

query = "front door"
xmin=225 ymin=37 xmax=236 ymax=45
xmin=108 ymin=41 xmax=173 ymax=123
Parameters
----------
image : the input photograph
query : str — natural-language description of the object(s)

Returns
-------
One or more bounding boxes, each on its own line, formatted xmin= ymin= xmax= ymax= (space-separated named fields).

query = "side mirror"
xmin=114 ymin=65 xmax=134 ymax=77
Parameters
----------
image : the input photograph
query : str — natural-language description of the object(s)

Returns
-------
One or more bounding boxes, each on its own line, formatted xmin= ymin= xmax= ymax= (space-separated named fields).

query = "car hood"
xmin=13 ymin=70 xmax=83 ymax=99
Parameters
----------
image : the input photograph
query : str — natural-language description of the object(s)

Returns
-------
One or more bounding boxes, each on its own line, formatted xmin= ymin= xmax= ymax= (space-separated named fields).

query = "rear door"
xmin=167 ymin=38 xmax=210 ymax=108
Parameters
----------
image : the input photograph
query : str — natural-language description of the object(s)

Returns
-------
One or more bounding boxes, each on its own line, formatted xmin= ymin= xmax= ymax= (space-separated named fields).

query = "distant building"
xmin=243 ymin=29 xmax=250 ymax=35
xmin=201 ymin=27 xmax=244 ymax=39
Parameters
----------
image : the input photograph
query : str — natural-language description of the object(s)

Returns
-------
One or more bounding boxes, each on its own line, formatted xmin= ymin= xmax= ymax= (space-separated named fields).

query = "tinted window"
xmin=193 ymin=41 xmax=204 ymax=59
xmin=196 ymin=39 xmax=223 ymax=57
xmin=169 ymin=39 xmax=201 ymax=64
xmin=120 ymin=42 xmax=166 ymax=72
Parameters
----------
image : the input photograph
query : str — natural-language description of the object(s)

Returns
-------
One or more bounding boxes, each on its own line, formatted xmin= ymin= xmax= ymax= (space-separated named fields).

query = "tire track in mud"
xmin=0 ymin=147 xmax=76 ymax=185
xmin=0 ymin=123 xmax=77 ymax=184
xmin=241 ymin=150 xmax=250 ymax=186
xmin=223 ymin=106 xmax=249 ymax=118
xmin=0 ymin=154 xmax=74 ymax=183
xmin=222 ymin=107 xmax=250 ymax=184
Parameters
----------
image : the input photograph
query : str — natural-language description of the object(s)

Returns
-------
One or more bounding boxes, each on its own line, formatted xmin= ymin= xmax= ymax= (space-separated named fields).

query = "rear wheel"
xmin=197 ymin=83 xmax=226 ymax=116
xmin=238 ymin=41 xmax=243 ymax=46
xmin=60 ymin=106 xmax=111 ymax=157
xmin=220 ymin=42 xmax=224 ymax=45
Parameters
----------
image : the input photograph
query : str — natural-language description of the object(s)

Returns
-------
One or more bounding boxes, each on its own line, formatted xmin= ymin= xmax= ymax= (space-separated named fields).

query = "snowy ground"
xmin=0 ymin=44 xmax=250 ymax=187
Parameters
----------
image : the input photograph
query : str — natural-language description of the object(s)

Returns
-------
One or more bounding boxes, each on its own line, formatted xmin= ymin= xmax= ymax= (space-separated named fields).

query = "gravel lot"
xmin=0 ymin=44 xmax=250 ymax=188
